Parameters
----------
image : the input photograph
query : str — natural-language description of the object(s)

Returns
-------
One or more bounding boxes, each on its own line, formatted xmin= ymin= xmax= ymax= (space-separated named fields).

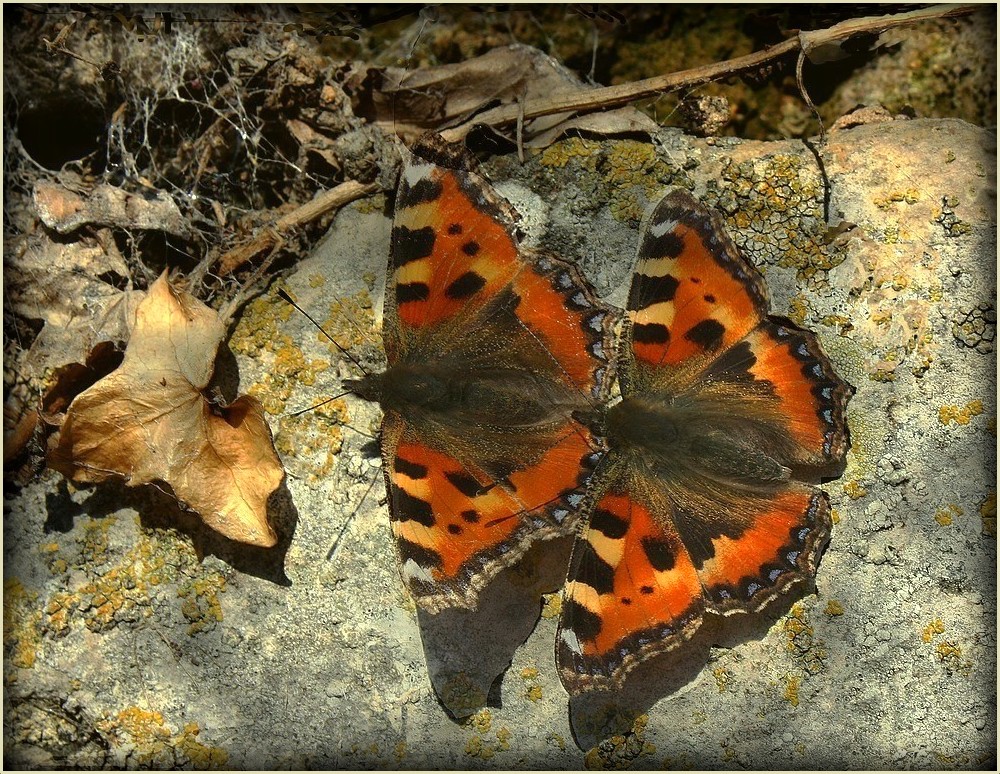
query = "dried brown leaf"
xmin=350 ymin=44 xmax=582 ymax=142
xmin=48 ymin=272 xmax=283 ymax=547
xmin=33 ymin=181 xmax=188 ymax=236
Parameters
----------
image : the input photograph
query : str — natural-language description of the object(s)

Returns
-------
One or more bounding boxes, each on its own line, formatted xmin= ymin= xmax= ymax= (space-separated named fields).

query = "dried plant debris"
xmin=347 ymin=44 xmax=656 ymax=146
xmin=6 ymin=230 xmax=141 ymax=374
xmin=33 ymin=181 xmax=189 ymax=236
xmin=48 ymin=273 xmax=283 ymax=548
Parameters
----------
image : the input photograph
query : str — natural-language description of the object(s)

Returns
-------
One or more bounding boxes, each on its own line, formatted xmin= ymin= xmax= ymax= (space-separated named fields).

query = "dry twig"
xmin=440 ymin=4 xmax=980 ymax=142
xmin=213 ymin=178 xmax=378 ymax=319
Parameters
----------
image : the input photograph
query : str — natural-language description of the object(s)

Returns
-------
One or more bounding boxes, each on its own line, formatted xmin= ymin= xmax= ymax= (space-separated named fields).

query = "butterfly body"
xmin=558 ymin=189 xmax=853 ymax=694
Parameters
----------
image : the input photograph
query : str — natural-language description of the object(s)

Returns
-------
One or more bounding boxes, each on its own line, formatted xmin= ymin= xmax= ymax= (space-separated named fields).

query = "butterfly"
xmin=345 ymin=137 xmax=615 ymax=613
xmin=557 ymin=189 xmax=853 ymax=694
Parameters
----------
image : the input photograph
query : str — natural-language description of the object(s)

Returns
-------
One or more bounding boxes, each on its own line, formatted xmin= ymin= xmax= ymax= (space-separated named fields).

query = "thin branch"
xmin=214 ymin=178 xmax=378 ymax=277
xmin=441 ymin=3 xmax=980 ymax=142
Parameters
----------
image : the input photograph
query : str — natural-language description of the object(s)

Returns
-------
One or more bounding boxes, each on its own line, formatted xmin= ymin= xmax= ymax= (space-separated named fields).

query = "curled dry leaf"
xmin=48 ymin=272 xmax=283 ymax=547
xmin=7 ymin=231 xmax=141 ymax=374
xmin=348 ymin=44 xmax=653 ymax=147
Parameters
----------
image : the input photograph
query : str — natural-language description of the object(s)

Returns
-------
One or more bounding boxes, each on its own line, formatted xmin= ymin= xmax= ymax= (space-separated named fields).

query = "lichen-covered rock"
xmin=5 ymin=118 xmax=994 ymax=768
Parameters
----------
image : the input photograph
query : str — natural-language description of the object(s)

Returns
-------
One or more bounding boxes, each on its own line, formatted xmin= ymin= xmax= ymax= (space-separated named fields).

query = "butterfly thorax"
xmin=348 ymin=362 xmax=578 ymax=428
xmin=605 ymin=392 xmax=790 ymax=487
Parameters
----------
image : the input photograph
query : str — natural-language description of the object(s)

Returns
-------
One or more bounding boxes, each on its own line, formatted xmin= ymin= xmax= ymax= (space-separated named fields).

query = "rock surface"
xmin=4 ymin=117 xmax=996 ymax=768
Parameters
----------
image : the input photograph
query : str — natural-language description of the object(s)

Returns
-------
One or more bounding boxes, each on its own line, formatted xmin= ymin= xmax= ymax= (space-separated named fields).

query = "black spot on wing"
xmin=447 ymin=524 xmax=462 ymax=535
xmin=642 ymin=229 xmax=685 ymax=260
xmin=396 ymin=282 xmax=429 ymax=304
xmin=460 ymin=510 xmax=480 ymax=524
xmin=628 ymin=272 xmax=679 ymax=311
xmin=461 ymin=240 xmax=480 ymax=256
xmin=391 ymin=226 xmax=435 ymax=268
xmin=590 ymin=507 xmax=628 ymax=540
xmin=685 ymin=318 xmax=725 ymax=351
xmin=570 ymin=540 xmax=615 ymax=595
xmin=704 ymin=340 xmax=757 ymax=383
xmin=632 ymin=322 xmax=670 ymax=345
xmin=640 ymin=536 xmax=676 ymax=572
xmin=445 ymin=470 xmax=482 ymax=497
xmin=397 ymin=177 xmax=443 ymax=209
xmin=447 ymin=223 xmax=463 ymax=235
xmin=445 ymin=270 xmax=487 ymax=300
xmin=394 ymin=456 xmax=428 ymax=480
xmin=562 ymin=598 xmax=602 ymax=642
xmin=391 ymin=485 xmax=435 ymax=527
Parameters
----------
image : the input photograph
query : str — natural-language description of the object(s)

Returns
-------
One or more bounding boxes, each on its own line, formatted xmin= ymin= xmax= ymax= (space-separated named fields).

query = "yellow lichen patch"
xmin=979 ymin=490 xmax=997 ymax=537
xmin=468 ymin=708 xmax=492 ymax=734
xmin=3 ymin=578 xmax=41 ymax=670
xmin=520 ymin=666 xmax=539 ymax=680
xmin=786 ymin=295 xmax=809 ymax=326
xmin=935 ymin=640 xmax=963 ymax=668
xmin=526 ymin=685 xmax=543 ymax=702
xmin=77 ymin=515 xmax=116 ymax=566
xmin=783 ymin=603 xmax=826 ymax=675
xmin=394 ymin=741 xmax=406 ymax=761
xmin=843 ymin=480 xmax=868 ymax=500
xmin=41 ymin=541 xmax=69 ymax=575
xmin=922 ymin=619 xmax=945 ymax=643
xmin=711 ymin=667 xmax=731 ymax=693
xmin=546 ymin=732 xmax=567 ymax=751
xmin=824 ymin=600 xmax=845 ymax=616
xmin=539 ymin=136 xmax=603 ymax=170
xmin=97 ymin=708 xmax=228 ymax=769
xmin=938 ymin=400 xmax=985 ymax=426
xmin=873 ymin=189 xmax=921 ymax=210
xmin=321 ymin=290 xmax=376 ymax=354
xmin=496 ymin=726 xmax=512 ymax=751
xmin=935 ymin=503 xmax=964 ymax=527
xmin=308 ymin=274 xmax=325 ymax=288
xmin=438 ymin=672 xmax=487 ymax=716
xmin=783 ymin=674 xmax=801 ymax=707
xmin=540 ymin=592 xmax=562 ymax=619
xmin=178 ymin=723 xmax=230 ymax=769
xmin=830 ymin=508 xmax=841 ymax=525
xmin=541 ymin=138 xmax=683 ymax=225
xmin=273 ymin=399 xmax=348 ymax=482
xmin=987 ymin=417 xmax=997 ymax=436
xmin=464 ymin=735 xmax=495 ymax=760
xmin=41 ymin=525 xmax=218 ymax=638
xmin=177 ymin=573 xmax=227 ymax=635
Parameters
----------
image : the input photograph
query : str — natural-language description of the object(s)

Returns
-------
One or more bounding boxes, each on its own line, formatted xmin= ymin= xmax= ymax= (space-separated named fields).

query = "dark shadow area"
xmin=417 ymin=534 xmax=574 ymax=719
xmin=569 ymin=577 xmax=821 ymax=751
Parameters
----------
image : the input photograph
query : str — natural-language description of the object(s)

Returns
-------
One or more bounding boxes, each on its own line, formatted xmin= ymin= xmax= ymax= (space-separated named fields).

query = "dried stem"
xmin=441 ymin=3 xmax=980 ymax=142
xmin=212 ymin=178 xmax=378 ymax=278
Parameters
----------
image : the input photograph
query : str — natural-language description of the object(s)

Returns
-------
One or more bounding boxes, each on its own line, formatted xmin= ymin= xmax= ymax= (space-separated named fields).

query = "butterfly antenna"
xmin=326 ymin=474 xmax=380 ymax=561
xmin=287 ymin=390 xmax=352 ymax=417
xmin=277 ymin=288 xmax=369 ymax=376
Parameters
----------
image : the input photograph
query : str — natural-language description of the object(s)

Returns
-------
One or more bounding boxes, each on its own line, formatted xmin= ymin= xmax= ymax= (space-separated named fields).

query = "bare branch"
xmin=441 ymin=3 xmax=980 ymax=142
